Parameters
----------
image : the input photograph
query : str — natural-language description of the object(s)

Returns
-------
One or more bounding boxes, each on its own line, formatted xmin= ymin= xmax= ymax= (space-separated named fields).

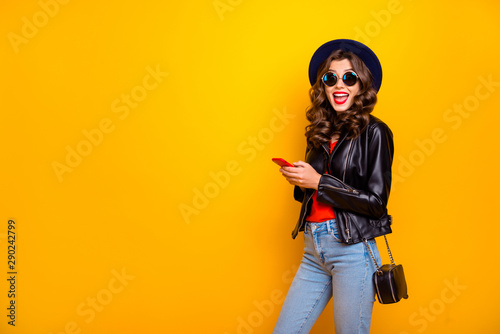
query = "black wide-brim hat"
xmin=308 ymin=39 xmax=383 ymax=92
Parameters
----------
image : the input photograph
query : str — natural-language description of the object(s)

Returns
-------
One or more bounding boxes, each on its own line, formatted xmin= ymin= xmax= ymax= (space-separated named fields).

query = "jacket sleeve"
xmin=316 ymin=122 xmax=394 ymax=218
xmin=293 ymin=185 xmax=305 ymax=203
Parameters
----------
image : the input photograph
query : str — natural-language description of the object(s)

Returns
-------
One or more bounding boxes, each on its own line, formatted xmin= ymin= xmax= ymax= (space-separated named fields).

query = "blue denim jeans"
xmin=273 ymin=219 xmax=381 ymax=334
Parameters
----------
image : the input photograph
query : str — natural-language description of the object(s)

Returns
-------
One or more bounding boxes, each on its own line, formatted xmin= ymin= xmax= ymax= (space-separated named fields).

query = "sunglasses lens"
xmin=343 ymin=72 xmax=358 ymax=86
xmin=322 ymin=73 xmax=337 ymax=86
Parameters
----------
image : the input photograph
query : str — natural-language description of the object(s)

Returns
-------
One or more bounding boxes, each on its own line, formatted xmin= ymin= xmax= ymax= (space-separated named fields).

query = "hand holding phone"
xmin=272 ymin=158 xmax=294 ymax=167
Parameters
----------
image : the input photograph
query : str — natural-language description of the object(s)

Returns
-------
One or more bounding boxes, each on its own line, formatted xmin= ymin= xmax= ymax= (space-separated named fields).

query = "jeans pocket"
xmin=329 ymin=222 xmax=342 ymax=242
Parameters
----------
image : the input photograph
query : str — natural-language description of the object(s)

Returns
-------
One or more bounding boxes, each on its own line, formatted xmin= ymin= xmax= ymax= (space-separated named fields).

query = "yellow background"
xmin=1 ymin=0 xmax=499 ymax=333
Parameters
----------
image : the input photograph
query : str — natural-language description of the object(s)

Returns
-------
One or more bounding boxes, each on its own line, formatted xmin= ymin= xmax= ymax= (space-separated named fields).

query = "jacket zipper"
xmin=342 ymin=141 xmax=354 ymax=242
xmin=321 ymin=175 xmax=359 ymax=194
xmin=319 ymin=137 xmax=356 ymax=243
xmin=321 ymin=183 xmax=359 ymax=194
xmin=342 ymin=141 xmax=352 ymax=181
xmin=298 ymin=193 xmax=313 ymax=234
xmin=343 ymin=211 xmax=351 ymax=242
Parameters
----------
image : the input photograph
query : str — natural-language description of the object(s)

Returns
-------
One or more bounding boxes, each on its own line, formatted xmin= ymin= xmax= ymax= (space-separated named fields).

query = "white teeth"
xmin=334 ymin=93 xmax=348 ymax=98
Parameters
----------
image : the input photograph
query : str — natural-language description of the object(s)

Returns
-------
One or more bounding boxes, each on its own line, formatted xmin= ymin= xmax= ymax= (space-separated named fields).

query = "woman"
xmin=273 ymin=39 xmax=394 ymax=334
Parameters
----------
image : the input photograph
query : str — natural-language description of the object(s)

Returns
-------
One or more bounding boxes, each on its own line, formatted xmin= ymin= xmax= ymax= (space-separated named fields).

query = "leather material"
xmin=291 ymin=115 xmax=394 ymax=244
xmin=373 ymin=264 xmax=408 ymax=304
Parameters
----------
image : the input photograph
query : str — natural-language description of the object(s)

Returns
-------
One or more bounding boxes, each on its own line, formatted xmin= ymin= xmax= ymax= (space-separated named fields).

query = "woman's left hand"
xmin=280 ymin=161 xmax=322 ymax=190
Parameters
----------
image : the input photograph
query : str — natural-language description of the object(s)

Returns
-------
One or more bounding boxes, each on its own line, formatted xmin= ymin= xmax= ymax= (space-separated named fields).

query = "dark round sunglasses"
xmin=322 ymin=71 xmax=358 ymax=87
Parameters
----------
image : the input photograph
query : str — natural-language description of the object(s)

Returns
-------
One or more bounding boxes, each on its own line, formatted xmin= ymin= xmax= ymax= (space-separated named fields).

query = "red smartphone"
xmin=272 ymin=158 xmax=294 ymax=167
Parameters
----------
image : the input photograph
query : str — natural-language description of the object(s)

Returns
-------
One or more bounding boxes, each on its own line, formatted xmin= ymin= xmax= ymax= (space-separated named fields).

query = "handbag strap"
xmin=383 ymin=235 xmax=396 ymax=266
xmin=363 ymin=235 xmax=396 ymax=272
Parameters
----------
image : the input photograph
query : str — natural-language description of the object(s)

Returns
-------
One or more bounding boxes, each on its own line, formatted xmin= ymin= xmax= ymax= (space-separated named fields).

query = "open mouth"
xmin=333 ymin=92 xmax=349 ymax=105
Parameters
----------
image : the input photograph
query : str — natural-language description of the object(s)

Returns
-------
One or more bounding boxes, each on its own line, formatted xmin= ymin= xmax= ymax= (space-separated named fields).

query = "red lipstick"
xmin=333 ymin=91 xmax=349 ymax=105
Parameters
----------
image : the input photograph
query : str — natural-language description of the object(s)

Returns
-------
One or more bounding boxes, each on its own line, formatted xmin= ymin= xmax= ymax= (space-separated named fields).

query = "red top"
xmin=306 ymin=140 xmax=337 ymax=222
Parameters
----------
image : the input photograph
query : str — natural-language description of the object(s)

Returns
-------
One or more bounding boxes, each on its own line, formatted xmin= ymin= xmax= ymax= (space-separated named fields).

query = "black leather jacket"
xmin=291 ymin=115 xmax=394 ymax=244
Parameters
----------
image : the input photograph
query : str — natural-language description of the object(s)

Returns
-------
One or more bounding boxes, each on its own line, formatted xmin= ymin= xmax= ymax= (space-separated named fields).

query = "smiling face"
xmin=323 ymin=59 xmax=361 ymax=113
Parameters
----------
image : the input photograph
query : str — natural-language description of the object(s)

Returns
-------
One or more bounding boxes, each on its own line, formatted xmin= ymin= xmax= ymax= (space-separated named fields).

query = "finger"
xmin=281 ymin=166 xmax=296 ymax=172
xmin=293 ymin=161 xmax=307 ymax=168
xmin=281 ymin=167 xmax=298 ymax=176
xmin=282 ymin=171 xmax=298 ymax=180
xmin=286 ymin=175 xmax=301 ymax=185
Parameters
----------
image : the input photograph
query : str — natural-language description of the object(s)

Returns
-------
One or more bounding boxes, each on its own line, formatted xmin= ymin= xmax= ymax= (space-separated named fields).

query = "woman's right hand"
xmin=280 ymin=161 xmax=321 ymax=190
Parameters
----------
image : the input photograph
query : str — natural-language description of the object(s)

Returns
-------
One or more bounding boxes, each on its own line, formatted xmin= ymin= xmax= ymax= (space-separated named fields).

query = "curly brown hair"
xmin=305 ymin=49 xmax=378 ymax=149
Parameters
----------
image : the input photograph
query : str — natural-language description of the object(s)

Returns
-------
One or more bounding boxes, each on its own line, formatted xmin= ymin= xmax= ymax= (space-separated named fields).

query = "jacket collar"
xmin=321 ymin=133 xmax=348 ymax=156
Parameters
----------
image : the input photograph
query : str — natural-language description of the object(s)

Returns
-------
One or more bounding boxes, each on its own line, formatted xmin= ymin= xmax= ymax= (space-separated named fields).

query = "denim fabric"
xmin=273 ymin=219 xmax=381 ymax=334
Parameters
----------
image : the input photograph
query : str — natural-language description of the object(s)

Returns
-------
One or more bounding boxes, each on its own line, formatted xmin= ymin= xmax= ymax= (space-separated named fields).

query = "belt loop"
xmin=326 ymin=219 xmax=332 ymax=234
xmin=327 ymin=219 xmax=335 ymax=234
